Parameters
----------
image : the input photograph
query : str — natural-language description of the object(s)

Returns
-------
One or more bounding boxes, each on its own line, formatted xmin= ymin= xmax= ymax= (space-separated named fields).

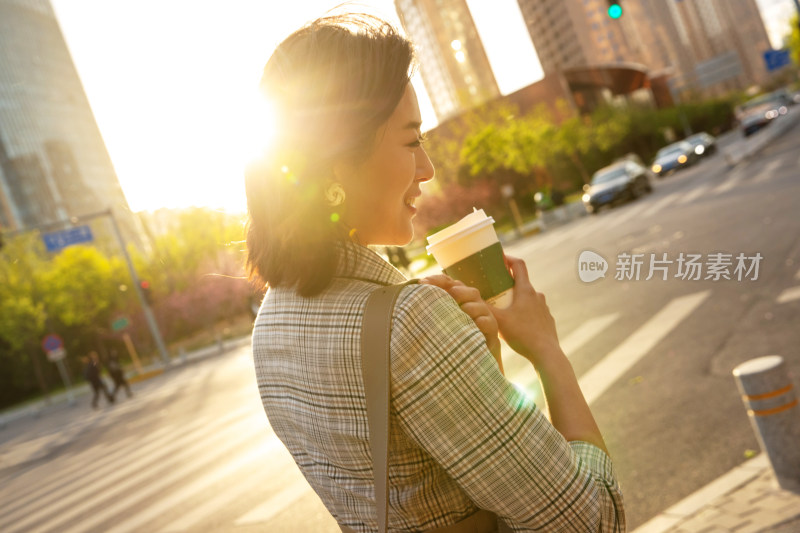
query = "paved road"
xmin=502 ymin=112 xmax=800 ymax=528
xmin=0 ymin=114 xmax=797 ymax=532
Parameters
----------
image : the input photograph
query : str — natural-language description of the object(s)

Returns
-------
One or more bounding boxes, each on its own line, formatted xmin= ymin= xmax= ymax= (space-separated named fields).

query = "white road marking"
xmin=776 ymin=286 xmax=800 ymax=304
xmin=675 ymin=183 xmax=712 ymax=205
xmin=579 ymin=290 xmax=711 ymax=405
xmin=639 ymin=192 xmax=680 ymax=219
xmin=752 ymin=160 xmax=782 ymax=183
xmin=108 ymin=441 xmax=282 ymax=533
xmin=57 ymin=426 xmax=258 ymax=533
xmin=601 ymin=201 xmax=652 ymax=231
xmin=509 ymin=313 xmax=620 ymax=393
xmin=561 ymin=313 xmax=621 ymax=356
xmin=557 ymin=217 xmax=601 ymax=242
xmin=713 ymin=171 xmax=744 ymax=194
xmin=0 ymin=412 xmax=235 ymax=528
xmin=5 ymin=415 xmax=257 ymax=533
xmin=234 ymin=476 xmax=314 ymax=525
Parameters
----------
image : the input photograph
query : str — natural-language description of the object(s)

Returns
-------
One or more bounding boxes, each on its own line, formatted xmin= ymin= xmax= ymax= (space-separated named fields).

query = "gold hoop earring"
xmin=325 ymin=182 xmax=346 ymax=207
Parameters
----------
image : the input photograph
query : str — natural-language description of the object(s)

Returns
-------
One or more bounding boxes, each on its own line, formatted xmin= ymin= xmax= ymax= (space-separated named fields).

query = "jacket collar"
xmin=334 ymin=240 xmax=407 ymax=286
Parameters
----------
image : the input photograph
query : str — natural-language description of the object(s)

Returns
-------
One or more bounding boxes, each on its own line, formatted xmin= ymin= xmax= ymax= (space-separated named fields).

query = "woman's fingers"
xmin=504 ymin=255 xmax=533 ymax=291
xmin=446 ymin=285 xmax=481 ymax=306
xmin=420 ymin=274 xmax=463 ymax=291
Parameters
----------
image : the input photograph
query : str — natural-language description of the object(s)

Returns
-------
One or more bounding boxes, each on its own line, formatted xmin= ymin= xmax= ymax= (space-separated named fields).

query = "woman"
xmin=246 ymin=13 xmax=625 ymax=532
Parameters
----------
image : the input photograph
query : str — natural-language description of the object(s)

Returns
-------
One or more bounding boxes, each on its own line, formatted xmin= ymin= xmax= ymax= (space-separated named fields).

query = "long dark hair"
xmin=245 ymin=14 xmax=415 ymax=296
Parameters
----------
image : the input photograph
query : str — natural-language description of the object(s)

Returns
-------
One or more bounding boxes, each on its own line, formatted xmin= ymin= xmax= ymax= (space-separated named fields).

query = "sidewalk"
xmin=0 ymin=335 xmax=252 ymax=429
xmin=634 ymin=454 xmax=800 ymax=533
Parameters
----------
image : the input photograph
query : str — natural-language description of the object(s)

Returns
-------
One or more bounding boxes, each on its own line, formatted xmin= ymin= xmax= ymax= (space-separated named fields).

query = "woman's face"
xmin=340 ymin=84 xmax=435 ymax=246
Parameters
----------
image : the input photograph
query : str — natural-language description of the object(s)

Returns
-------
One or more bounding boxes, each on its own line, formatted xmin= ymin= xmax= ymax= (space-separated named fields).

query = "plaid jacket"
xmin=252 ymin=242 xmax=625 ymax=532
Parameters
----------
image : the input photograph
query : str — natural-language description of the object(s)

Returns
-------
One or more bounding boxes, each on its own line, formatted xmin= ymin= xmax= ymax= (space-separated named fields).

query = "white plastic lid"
xmin=426 ymin=208 xmax=495 ymax=248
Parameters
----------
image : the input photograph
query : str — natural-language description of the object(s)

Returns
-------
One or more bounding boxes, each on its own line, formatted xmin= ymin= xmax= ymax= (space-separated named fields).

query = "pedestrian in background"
xmin=83 ymin=351 xmax=114 ymax=409
xmin=246 ymin=13 xmax=624 ymax=532
xmin=107 ymin=349 xmax=132 ymax=399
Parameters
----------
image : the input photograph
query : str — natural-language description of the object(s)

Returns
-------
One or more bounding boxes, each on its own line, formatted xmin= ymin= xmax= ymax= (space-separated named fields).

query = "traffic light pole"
xmin=105 ymin=209 xmax=170 ymax=365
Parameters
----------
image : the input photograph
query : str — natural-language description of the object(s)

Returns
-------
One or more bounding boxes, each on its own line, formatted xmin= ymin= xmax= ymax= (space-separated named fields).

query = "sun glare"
xmin=235 ymin=93 xmax=279 ymax=165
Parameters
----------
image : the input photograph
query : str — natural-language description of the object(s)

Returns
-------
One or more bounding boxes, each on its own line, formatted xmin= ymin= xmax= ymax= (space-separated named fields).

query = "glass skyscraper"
xmin=0 ymin=0 xmax=135 ymax=237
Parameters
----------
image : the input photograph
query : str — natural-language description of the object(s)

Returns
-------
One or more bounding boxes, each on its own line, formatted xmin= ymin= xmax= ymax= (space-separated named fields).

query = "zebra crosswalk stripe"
xmin=579 ymin=290 xmax=711 ymax=405
xmin=234 ymin=476 xmax=314 ymax=526
xmin=675 ymin=183 xmax=711 ymax=205
xmin=640 ymin=192 xmax=679 ymax=219
xmin=107 ymin=441 xmax=282 ymax=533
xmin=776 ymin=286 xmax=800 ymax=304
xmin=48 ymin=421 xmax=258 ymax=533
xmin=3 ymin=412 xmax=256 ymax=533
xmin=713 ymin=171 xmax=744 ymax=194
xmin=752 ymin=160 xmax=781 ymax=183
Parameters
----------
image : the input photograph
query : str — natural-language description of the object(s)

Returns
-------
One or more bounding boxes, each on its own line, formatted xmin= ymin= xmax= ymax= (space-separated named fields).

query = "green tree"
xmin=788 ymin=14 xmax=800 ymax=67
xmin=41 ymin=245 xmax=127 ymax=329
xmin=0 ymin=234 xmax=52 ymax=401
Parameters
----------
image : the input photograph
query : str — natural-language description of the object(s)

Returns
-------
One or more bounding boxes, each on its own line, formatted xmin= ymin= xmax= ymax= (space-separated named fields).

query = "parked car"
xmin=736 ymin=91 xmax=790 ymax=136
xmin=684 ymin=132 xmax=717 ymax=158
xmin=582 ymin=160 xmax=653 ymax=214
xmin=651 ymin=141 xmax=699 ymax=177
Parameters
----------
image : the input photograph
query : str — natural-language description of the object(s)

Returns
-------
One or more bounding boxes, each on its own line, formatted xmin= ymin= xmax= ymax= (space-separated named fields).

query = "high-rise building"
xmin=395 ymin=0 xmax=500 ymax=121
xmin=516 ymin=0 xmax=772 ymax=101
xmin=0 ymin=0 xmax=136 ymax=237
xmin=517 ymin=0 xmax=641 ymax=74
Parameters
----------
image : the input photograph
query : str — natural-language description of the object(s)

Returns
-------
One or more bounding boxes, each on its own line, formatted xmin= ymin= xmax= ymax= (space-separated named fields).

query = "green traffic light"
xmin=607 ymin=3 xmax=622 ymax=18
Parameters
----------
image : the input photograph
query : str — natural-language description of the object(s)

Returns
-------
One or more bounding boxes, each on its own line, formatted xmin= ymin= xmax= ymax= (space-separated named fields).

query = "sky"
xmin=50 ymin=0 xmax=540 ymax=214
xmin=50 ymin=0 xmax=796 ymax=214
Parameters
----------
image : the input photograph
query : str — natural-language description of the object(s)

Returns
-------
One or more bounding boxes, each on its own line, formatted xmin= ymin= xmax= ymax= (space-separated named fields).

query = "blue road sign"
xmin=42 ymin=225 xmax=94 ymax=252
xmin=763 ymin=49 xmax=791 ymax=71
xmin=42 ymin=333 xmax=63 ymax=352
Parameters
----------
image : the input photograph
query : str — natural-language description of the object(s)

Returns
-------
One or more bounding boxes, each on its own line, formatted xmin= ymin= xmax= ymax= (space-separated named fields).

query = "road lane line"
xmin=601 ymin=201 xmax=652 ymax=231
xmin=30 ymin=420 xmax=258 ymax=533
xmin=776 ymin=286 xmax=800 ymax=304
xmin=234 ymin=476 xmax=315 ymax=525
xmin=640 ymin=192 xmax=679 ymax=219
xmin=109 ymin=438 xmax=285 ymax=533
xmin=561 ymin=313 xmax=621 ymax=356
xmin=713 ymin=171 xmax=744 ymax=194
xmin=0 ymin=423 xmax=182 ymax=522
xmin=557 ymin=217 xmax=602 ymax=242
xmin=4 ymin=413 xmax=258 ymax=533
xmin=0 ymin=414 xmax=189 ymax=509
xmin=506 ymin=313 xmax=620 ymax=402
xmin=752 ymin=160 xmax=781 ymax=183
xmin=0 ymin=431 xmax=136 ymax=502
xmin=579 ymin=290 xmax=711 ymax=405
xmin=0 ymin=405 xmax=256 ymax=524
xmin=675 ymin=183 xmax=711 ymax=206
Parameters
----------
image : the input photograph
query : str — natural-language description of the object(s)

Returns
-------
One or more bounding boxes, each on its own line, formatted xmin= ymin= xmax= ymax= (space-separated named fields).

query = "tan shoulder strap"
xmin=360 ymin=281 xmax=416 ymax=533
xmin=352 ymin=280 xmax=506 ymax=533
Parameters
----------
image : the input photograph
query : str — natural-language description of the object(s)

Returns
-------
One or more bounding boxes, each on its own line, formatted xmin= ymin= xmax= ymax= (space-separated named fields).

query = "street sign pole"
xmin=54 ymin=357 xmax=75 ymax=406
xmin=42 ymin=337 xmax=75 ymax=406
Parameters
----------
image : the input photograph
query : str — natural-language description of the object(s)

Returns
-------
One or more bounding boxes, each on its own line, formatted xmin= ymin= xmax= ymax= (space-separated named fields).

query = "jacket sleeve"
xmin=390 ymin=284 xmax=625 ymax=532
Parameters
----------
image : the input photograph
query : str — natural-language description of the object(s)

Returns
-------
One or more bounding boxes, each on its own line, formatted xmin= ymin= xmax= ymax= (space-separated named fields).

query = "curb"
xmin=633 ymin=454 xmax=768 ymax=533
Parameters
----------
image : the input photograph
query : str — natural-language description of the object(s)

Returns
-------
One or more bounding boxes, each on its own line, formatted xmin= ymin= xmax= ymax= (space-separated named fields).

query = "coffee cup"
xmin=426 ymin=208 xmax=514 ymax=308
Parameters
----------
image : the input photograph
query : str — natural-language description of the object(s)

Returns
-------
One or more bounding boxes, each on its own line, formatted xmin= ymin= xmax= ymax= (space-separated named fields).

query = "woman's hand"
xmin=420 ymin=275 xmax=503 ymax=374
xmin=488 ymin=256 xmax=563 ymax=367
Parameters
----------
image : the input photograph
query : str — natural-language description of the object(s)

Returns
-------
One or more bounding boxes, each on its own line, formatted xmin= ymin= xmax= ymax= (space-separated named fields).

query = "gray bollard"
xmin=733 ymin=355 xmax=800 ymax=493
